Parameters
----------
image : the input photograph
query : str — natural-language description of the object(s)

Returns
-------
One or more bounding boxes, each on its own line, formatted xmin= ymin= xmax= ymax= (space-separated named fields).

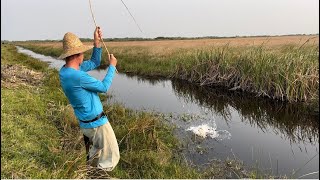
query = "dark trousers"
xmin=83 ymin=134 xmax=92 ymax=161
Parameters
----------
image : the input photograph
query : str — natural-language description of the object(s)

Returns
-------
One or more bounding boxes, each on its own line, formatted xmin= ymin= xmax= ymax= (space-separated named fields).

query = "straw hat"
xmin=58 ymin=32 xmax=93 ymax=59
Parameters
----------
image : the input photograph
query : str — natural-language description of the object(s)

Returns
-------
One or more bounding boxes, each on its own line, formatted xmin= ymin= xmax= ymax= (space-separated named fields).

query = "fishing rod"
xmin=88 ymin=0 xmax=118 ymax=73
xmin=89 ymin=0 xmax=109 ymax=54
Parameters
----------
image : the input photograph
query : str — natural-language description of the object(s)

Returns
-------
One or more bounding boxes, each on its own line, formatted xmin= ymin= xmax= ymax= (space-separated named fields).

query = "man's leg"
xmin=95 ymin=122 xmax=120 ymax=171
xmin=83 ymin=134 xmax=91 ymax=161
xmin=81 ymin=128 xmax=102 ymax=167
xmin=81 ymin=123 xmax=119 ymax=170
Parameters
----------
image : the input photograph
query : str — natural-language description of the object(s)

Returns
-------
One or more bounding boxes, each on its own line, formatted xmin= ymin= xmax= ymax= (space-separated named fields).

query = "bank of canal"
xmin=17 ymin=46 xmax=319 ymax=178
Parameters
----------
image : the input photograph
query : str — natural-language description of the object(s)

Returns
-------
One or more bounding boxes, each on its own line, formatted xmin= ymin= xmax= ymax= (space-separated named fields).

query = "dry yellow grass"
xmin=17 ymin=35 xmax=319 ymax=56
xmin=20 ymin=35 xmax=318 ymax=48
xmin=109 ymin=35 xmax=318 ymax=48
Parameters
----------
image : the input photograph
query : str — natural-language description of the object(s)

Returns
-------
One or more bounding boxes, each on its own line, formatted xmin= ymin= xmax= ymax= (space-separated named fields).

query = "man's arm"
xmin=80 ymin=47 xmax=102 ymax=72
xmin=80 ymin=65 xmax=116 ymax=93
xmin=80 ymin=54 xmax=118 ymax=93
xmin=80 ymin=27 xmax=103 ymax=72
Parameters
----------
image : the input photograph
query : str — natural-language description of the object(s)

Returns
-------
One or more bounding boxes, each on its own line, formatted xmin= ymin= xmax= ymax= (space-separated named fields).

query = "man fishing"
xmin=58 ymin=27 xmax=120 ymax=171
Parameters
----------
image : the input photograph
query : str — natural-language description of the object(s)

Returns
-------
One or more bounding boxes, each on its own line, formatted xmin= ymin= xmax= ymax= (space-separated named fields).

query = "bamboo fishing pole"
xmin=89 ymin=0 xmax=118 ymax=73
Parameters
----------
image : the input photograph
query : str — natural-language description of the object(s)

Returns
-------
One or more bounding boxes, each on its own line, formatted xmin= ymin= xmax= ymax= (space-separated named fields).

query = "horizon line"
xmin=2 ymin=33 xmax=319 ymax=42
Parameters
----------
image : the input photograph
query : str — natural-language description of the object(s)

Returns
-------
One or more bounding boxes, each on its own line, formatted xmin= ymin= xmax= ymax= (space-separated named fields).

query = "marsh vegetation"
xmin=2 ymin=44 xmax=275 ymax=179
xmin=3 ymin=35 xmax=319 ymax=178
xmin=17 ymin=35 xmax=319 ymax=106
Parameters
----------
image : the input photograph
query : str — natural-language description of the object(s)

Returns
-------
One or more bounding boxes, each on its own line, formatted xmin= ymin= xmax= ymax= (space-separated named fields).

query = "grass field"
xmin=18 ymin=35 xmax=319 ymax=49
xmin=17 ymin=35 xmax=319 ymax=107
xmin=2 ymin=43 xmax=279 ymax=178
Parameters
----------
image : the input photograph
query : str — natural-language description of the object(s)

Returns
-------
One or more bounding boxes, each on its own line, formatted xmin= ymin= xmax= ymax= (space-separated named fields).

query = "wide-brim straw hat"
xmin=58 ymin=32 xmax=93 ymax=59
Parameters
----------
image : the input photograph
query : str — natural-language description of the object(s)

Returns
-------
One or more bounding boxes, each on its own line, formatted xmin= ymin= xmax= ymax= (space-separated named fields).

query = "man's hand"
xmin=108 ymin=54 xmax=117 ymax=67
xmin=94 ymin=27 xmax=102 ymax=47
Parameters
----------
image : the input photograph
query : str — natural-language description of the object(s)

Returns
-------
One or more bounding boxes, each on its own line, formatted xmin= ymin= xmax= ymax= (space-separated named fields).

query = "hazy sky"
xmin=1 ymin=0 xmax=319 ymax=41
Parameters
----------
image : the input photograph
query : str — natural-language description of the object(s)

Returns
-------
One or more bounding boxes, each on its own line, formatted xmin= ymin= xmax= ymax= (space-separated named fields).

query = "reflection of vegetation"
xmin=171 ymin=79 xmax=319 ymax=145
xmin=124 ymin=73 xmax=169 ymax=86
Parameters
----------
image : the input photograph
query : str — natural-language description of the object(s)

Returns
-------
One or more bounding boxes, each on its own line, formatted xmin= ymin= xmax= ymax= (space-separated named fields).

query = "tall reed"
xmin=172 ymin=44 xmax=318 ymax=103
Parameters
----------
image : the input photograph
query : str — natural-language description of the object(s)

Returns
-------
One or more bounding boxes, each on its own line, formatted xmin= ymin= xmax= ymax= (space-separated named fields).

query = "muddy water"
xmin=17 ymin=46 xmax=319 ymax=178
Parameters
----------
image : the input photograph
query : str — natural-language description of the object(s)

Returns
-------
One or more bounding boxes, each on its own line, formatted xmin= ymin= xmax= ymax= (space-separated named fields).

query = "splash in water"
xmin=187 ymin=123 xmax=231 ymax=140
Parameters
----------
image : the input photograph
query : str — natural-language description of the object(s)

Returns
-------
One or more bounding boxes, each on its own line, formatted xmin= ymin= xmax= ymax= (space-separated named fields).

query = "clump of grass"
xmin=172 ymin=44 xmax=318 ymax=104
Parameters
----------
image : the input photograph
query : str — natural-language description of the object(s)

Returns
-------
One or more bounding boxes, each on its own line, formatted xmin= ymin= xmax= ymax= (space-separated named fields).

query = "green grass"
xmin=1 ymin=44 xmax=202 ymax=178
xmin=1 ymin=44 xmax=83 ymax=178
xmin=2 ymin=43 xmax=300 ymax=178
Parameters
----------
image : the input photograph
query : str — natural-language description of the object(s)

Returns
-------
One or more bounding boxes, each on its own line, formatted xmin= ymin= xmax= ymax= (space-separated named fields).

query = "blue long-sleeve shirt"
xmin=59 ymin=47 xmax=116 ymax=128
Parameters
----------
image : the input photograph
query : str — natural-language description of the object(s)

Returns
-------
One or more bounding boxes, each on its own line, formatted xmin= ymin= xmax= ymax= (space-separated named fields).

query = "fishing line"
xmin=119 ymin=0 xmax=145 ymax=35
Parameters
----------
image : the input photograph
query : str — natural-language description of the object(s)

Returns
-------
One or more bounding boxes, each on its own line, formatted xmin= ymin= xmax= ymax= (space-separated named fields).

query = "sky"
xmin=1 ymin=0 xmax=319 ymax=41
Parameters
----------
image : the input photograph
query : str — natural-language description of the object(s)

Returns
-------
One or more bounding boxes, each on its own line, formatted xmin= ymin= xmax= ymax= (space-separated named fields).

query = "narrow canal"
xmin=17 ymin=46 xmax=319 ymax=178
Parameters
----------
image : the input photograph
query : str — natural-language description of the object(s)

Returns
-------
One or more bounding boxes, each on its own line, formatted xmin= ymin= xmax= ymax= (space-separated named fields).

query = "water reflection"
xmin=125 ymin=73 xmax=168 ymax=86
xmin=171 ymin=79 xmax=319 ymax=145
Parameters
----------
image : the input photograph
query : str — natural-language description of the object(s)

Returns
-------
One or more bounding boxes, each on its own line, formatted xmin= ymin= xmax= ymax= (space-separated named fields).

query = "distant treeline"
xmin=3 ymin=33 xmax=319 ymax=43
